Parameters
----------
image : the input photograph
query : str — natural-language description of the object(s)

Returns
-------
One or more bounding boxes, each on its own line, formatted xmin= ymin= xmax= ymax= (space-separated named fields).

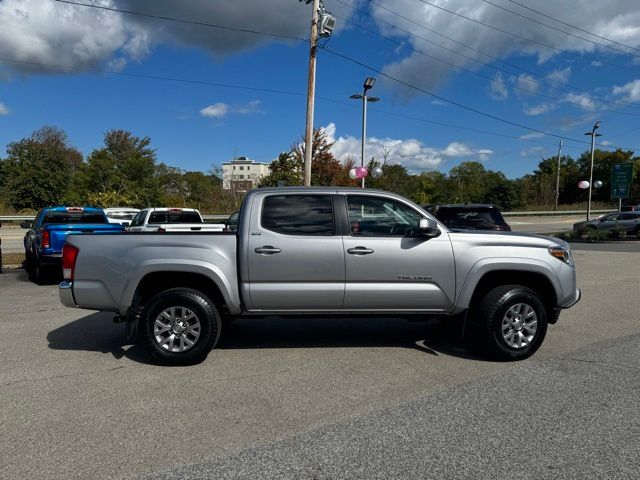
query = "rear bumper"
xmin=39 ymin=253 xmax=62 ymax=265
xmin=59 ymin=280 xmax=77 ymax=308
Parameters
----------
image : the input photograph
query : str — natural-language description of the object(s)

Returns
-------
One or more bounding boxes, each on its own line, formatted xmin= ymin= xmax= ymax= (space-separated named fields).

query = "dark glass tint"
xmin=262 ymin=195 xmax=334 ymax=236
xmin=436 ymin=207 xmax=505 ymax=230
xmin=43 ymin=212 xmax=108 ymax=224
xmin=148 ymin=211 xmax=202 ymax=224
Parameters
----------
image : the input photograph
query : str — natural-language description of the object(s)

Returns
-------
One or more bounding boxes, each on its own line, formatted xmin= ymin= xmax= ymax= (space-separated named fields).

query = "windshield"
xmin=148 ymin=211 xmax=202 ymax=224
xmin=437 ymin=207 xmax=505 ymax=229
xmin=43 ymin=211 xmax=107 ymax=224
xmin=106 ymin=212 xmax=138 ymax=220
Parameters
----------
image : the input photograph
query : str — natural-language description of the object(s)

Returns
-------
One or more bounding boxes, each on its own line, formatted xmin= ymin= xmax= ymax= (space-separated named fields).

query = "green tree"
xmin=2 ymin=126 xmax=81 ymax=210
xmin=260 ymin=152 xmax=303 ymax=187
xmin=73 ymin=129 xmax=160 ymax=207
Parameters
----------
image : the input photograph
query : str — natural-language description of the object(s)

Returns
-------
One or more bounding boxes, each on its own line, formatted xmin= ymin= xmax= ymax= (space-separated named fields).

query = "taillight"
xmin=62 ymin=243 xmax=79 ymax=280
xmin=157 ymin=227 xmax=166 ymax=232
xmin=42 ymin=230 xmax=51 ymax=249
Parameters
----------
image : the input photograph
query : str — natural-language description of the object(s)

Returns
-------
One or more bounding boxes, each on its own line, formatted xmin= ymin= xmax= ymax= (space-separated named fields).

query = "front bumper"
xmin=550 ymin=288 xmax=581 ymax=324
xmin=59 ymin=280 xmax=77 ymax=308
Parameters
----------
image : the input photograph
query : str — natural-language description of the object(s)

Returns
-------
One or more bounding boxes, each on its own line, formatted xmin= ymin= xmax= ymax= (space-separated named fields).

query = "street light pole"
xmin=350 ymin=77 xmax=380 ymax=188
xmin=554 ymin=140 xmax=563 ymax=212
xmin=303 ymin=0 xmax=320 ymax=187
xmin=584 ymin=121 xmax=602 ymax=220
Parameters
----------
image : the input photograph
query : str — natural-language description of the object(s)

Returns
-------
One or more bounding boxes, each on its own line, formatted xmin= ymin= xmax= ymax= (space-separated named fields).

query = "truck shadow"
xmin=47 ymin=313 xmax=488 ymax=363
xmin=46 ymin=312 xmax=154 ymax=364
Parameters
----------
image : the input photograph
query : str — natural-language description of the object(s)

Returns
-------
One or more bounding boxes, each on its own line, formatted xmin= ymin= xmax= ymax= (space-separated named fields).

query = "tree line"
xmin=1 ymin=125 xmax=638 ymax=214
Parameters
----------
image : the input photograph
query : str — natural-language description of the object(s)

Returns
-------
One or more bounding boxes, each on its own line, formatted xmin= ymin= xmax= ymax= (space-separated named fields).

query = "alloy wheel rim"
xmin=501 ymin=303 xmax=537 ymax=349
xmin=154 ymin=306 xmax=201 ymax=353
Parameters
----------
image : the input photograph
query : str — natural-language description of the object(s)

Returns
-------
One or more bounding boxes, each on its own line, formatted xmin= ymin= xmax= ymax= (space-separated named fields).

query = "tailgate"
xmin=47 ymin=224 xmax=123 ymax=252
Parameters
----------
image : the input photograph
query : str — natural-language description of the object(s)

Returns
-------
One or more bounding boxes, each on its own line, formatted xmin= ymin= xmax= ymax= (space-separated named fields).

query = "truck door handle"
xmin=255 ymin=246 xmax=281 ymax=254
xmin=347 ymin=246 xmax=374 ymax=255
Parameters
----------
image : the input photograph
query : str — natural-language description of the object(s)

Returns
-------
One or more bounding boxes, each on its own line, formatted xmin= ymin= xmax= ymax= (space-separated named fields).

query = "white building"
xmin=221 ymin=156 xmax=271 ymax=192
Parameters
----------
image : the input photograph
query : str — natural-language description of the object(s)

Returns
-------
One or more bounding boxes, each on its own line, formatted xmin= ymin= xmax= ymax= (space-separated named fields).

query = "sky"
xmin=1 ymin=0 xmax=640 ymax=179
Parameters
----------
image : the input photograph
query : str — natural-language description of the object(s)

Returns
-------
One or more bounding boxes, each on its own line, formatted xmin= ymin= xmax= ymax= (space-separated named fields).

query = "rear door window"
xmin=261 ymin=195 xmax=334 ymax=236
xmin=43 ymin=211 xmax=108 ymax=224
xmin=148 ymin=211 xmax=202 ymax=224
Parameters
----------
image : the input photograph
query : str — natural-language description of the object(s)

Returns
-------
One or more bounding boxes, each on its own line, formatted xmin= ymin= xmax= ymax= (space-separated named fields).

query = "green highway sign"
xmin=611 ymin=163 xmax=634 ymax=199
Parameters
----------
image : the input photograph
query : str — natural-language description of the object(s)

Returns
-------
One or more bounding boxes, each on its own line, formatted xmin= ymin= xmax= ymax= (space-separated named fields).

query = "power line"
xmin=53 ymin=0 xmax=307 ymax=42
xmin=318 ymin=44 xmax=640 ymax=151
xmin=333 ymin=11 xmax=640 ymax=117
xmin=503 ymin=0 xmax=640 ymax=54
xmin=480 ymin=0 xmax=640 ymax=59
xmin=0 ymin=56 xmax=594 ymax=154
xmin=357 ymin=0 xmax=640 ymax=111
xmin=407 ymin=0 xmax=637 ymax=72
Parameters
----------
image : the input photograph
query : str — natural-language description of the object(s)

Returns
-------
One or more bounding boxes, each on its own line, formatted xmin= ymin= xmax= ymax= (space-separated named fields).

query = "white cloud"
xmin=519 ymin=132 xmax=546 ymax=140
xmin=323 ymin=123 xmax=493 ymax=173
xmin=520 ymin=146 xmax=545 ymax=157
xmin=199 ymin=100 xmax=262 ymax=118
xmin=0 ymin=102 xmax=9 ymax=115
xmin=516 ymin=74 xmax=539 ymax=94
xmin=523 ymin=102 xmax=554 ymax=116
xmin=612 ymin=79 xmax=640 ymax=102
xmin=564 ymin=93 xmax=597 ymax=110
xmin=546 ymin=67 xmax=572 ymax=84
xmin=200 ymin=103 xmax=228 ymax=118
xmin=232 ymin=100 xmax=262 ymax=115
xmin=372 ymin=0 xmax=640 ymax=95
xmin=0 ymin=0 xmax=356 ymax=75
xmin=600 ymin=140 xmax=612 ymax=146
xmin=489 ymin=72 xmax=508 ymax=100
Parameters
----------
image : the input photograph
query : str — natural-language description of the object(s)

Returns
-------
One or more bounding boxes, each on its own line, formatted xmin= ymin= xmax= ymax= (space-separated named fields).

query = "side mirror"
xmin=20 ymin=221 xmax=32 ymax=229
xmin=419 ymin=217 xmax=440 ymax=238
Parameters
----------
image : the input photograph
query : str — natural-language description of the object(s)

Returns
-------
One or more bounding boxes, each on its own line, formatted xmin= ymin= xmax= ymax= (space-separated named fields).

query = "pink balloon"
xmin=578 ymin=180 xmax=590 ymax=189
xmin=356 ymin=167 xmax=369 ymax=179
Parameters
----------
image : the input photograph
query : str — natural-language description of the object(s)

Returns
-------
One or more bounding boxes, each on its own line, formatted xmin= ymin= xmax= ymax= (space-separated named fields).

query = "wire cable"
xmin=406 ymin=0 xmax=636 ymax=71
xmin=334 ymin=11 xmax=640 ymax=117
xmin=318 ymin=44 xmax=640 ymax=151
xmin=503 ymin=0 xmax=640 ymax=54
xmin=480 ymin=0 xmax=640 ymax=59
xmin=53 ymin=0 xmax=308 ymax=42
xmin=357 ymin=0 xmax=640 ymax=111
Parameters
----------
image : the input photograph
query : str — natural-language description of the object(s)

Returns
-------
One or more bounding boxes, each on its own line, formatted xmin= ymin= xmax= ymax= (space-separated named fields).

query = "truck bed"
xmin=65 ymin=232 xmax=239 ymax=314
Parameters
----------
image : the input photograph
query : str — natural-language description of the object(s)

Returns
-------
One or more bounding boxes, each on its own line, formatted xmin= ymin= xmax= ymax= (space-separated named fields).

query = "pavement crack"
xmin=1 ymin=365 xmax=133 ymax=388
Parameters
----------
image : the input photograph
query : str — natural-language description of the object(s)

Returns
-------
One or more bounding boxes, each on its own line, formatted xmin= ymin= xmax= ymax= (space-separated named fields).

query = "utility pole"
xmin=303 ymin=0 xmax=320 ymax=187
xmin=584 ymin=121 xmax=602 ymax=220
xmin=554 ymin=140 xmax=563 ymax=211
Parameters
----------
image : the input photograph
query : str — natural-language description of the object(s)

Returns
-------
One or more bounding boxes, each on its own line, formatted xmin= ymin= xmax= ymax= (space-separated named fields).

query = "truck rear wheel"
xmin=141 ymin=288 xmax=221 ymax=365
xmin=476 ymin=285 xmax=548 ymax=360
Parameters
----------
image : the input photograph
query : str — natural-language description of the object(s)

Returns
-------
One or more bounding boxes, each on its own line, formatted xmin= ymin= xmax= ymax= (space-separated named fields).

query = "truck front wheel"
xmin=141 ymin=288 xmax=221 ymax=365
xmin=476 ymin=285 xmax=548 ymax=360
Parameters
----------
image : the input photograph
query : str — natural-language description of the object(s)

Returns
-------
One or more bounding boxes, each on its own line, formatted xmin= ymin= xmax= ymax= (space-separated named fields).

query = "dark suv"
xmin=425 ymin=204 xmax=511 ymax=231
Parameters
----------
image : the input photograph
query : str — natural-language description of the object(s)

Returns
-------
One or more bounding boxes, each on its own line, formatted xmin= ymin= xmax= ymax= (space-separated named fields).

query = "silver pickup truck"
xmin=59 ymin=187 xmax=580 ymax=365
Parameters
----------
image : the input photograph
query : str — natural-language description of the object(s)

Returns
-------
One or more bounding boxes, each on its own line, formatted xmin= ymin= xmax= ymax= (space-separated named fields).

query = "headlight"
xmin=548 ymin=246 xmax=573 ymax=265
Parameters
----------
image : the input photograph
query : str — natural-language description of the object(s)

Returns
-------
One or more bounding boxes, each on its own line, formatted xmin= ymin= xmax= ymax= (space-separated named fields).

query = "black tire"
xmin=635 ymin=226 xmax=640 ymax=239
xmin=33 ymin=259 xmax=49 ymax=285
xmin=475 ymin=285 xmax=548 ymax=360
xmin=141 ymin=288 xmax=221 ymax=365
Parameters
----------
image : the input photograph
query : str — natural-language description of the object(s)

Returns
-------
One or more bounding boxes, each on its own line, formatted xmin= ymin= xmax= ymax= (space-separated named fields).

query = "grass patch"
xmin=2 ymin=252 xmax=25 ymax=268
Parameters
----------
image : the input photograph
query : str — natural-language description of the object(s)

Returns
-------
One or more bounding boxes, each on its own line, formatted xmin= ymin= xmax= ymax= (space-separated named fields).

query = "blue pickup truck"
xmin=22 ymin=206 xmax=124 ymax=283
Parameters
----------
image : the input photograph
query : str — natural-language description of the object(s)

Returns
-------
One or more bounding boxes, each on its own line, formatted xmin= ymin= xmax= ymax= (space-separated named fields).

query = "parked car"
xmin=573 ymin=212 xmax=640 ymax=237
xmin=22 ymin=206 xmax=125 ymax=283
xmin=424 ymin=204 xmax=511 ymax=231
xmin=127 ymin=208 xmax=225 ymax=232
xmin=224 ymin=211 xmax=240 ymax=232
xmin=103 ymin=207 xmax=140 ymax=227
xmin=59 ymin=187 xmax=580 ymax=365
xmin=620 ymin=203 xmax=640 ymax=212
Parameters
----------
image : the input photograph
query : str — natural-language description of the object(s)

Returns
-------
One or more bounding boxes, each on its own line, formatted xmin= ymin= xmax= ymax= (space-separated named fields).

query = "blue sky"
xmin=1 ymin=0 xmax=640 ymax=179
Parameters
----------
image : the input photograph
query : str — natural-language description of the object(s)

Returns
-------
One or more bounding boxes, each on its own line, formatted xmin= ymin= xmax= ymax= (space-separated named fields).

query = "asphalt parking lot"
xmin=1 ymin=243 xmax=639 ymax=479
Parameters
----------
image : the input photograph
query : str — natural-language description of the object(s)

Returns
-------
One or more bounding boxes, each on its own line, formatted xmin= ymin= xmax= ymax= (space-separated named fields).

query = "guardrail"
xmin=502 ymin=209 xmax=613 ymax=217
